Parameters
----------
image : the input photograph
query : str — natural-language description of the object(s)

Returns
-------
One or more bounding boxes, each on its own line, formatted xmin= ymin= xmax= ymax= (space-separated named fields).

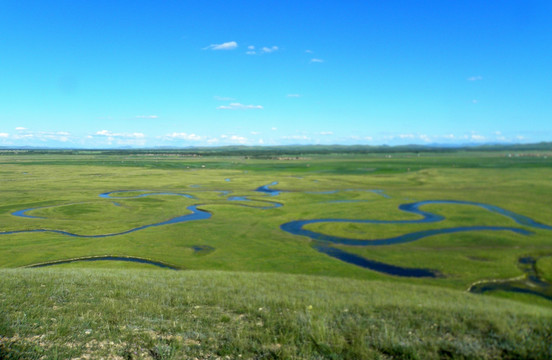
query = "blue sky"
xmin=1 ymin=1 xmax=551 ymax=148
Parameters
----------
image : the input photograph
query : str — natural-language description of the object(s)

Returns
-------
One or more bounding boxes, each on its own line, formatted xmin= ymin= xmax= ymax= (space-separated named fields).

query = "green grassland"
xmin=1 ymin=150 xmax=552 ymax=358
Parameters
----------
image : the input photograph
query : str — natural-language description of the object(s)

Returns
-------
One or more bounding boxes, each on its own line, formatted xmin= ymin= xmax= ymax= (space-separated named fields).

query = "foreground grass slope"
xmin=1 ymin=269 xmax=551 ymax=359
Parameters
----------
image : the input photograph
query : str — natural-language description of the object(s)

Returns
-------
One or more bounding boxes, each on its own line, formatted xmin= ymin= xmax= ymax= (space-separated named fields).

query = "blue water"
xmin=255 ymin=181 xmax=280 ymax=196
xmin=315 ymin=244 xmax=440 ymax=277
xmin=280 ymin=199 xmax=550 ymax=277
xmin=280 ymin=200 xmax=538 ymax=247
xmin=11 ymin=207 xmax=46 ymax=219
xmin=3 ymin=205 xmax=210 ymax=237
xmin=469 ymin=255 xmax=552 ymax=300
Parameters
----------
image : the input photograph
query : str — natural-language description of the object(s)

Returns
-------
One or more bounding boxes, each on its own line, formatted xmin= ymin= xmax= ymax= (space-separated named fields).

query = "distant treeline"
xmin=1 ymin=142 xmax=552 ymax=157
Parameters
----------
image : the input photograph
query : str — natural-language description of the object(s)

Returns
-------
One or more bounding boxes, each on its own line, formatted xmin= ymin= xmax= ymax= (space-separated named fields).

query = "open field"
xmin=1 ymin=150 xmax=552 ymax=358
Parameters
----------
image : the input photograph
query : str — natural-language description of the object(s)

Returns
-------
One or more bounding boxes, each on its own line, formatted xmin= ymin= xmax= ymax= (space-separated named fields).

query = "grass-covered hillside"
xmin=1 ymin=269 xmax=551 ymax=359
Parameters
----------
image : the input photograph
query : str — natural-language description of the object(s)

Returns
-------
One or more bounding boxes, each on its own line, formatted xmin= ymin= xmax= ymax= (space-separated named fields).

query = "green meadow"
xmin=1 ymin=150 xmax=552 ymax=359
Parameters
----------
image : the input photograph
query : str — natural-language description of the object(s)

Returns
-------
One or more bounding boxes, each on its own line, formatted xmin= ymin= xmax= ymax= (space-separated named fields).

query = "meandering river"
xmin=3 ymin=181 xmax=552 ymax=299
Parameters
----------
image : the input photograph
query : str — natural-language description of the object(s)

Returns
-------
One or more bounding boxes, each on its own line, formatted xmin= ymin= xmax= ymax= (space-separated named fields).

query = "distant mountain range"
xmin=1 ymin=142 xmax=552 ymax=155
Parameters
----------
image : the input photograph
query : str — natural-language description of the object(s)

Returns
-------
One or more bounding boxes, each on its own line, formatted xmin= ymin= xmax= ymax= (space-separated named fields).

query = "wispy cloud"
xmin=319 ymin=131 xmax=333 ymax=135
xmin=135 ymin=115 xmax=158 ymax=119
xmin=10 ymin=130 xmax=72 ymax=142
xmin=399 ymin=134 xmax=415 ymax=139
xmin=0 ymin=133 xmax=9 ymax=138
xmin=95 ymin=130 xmax=145 ymax=138
xmin=246 ymin=45 xmax=279 ymax=55
xmin=310 ymin=58 xmax=324 ymax=63
xmin=271 ymin=127 xmax=277 ymax=131
xmin=220 ymin=134 xmax=247 ymax=144
xmin=216 ymin=102 xmax=263 ymax=110
xmin=15 ymin=127 xmax=26 ymax=130
xmin=286 ymin=94 xmax=301 ymax=98
xmin=229 ymin=135 xmax=246 ymax=143
xmin=467 ymin=75 xmax=483 ymax=81
xmin=166 ymin=132 xmax=201 ymax=141
xmin=261 ymin=46 xmax=278 ymax=53
xmin=203 ymin=41 xmax=238 ymax=51
xmin=419 ymin=134 xmax=431 ymax=142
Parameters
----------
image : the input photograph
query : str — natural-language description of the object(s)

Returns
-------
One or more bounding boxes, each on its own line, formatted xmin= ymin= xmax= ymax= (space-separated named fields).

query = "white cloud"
xmin=286 ymin=94 xmax=301 ymax=98
xmin=216 ymin=102 xmax=263 ymax=110
xmin=472 ymin=99 xmax=478 ymax=104
xmin=419 ymin=134 xmax=431 ymax=142
xmin=516 ymin=135 xmax=526 ymax=140
xmin=261 ymin=46 xmax=278 ymax=53
xmin=305 ymin=50 xmax=313 ymax=53
xmin=364 ymin=136 xmax=373 ymax=141
xmin=136 ymin=115 xmax=158 ymax=119
xmin=95 ymin=130 xmax=144 ymax=139
xmin=443 ymin=134 xmax=455 ymax=139
xmin=310 ymin=58 xmax=324 ymax=63
xmin=258 ymin=139 xmax=264 ymax=144
xmin=246 ymin=45 xmax=278 ymax=55
xmin=319 ymin=131 xmax=333 ymax=135
xmin=250 ymin=131 xmax=260 ymax=135
xmin=203 ymin=41 xmax=238 ymax=51
xmin=229 ymin=135 xmax=247 ymax=143
xmin=15 ymin=127 xmax=26 ymax=131
xmin=399 ymin=134 xmax=415 ymax=139
xmin=471 ymin=134 xmax=486 ymax=141
xmin=467 ymin=75 xmax=483 ymax=81
xmin=271 ymin=127 xmax=277 ymax=131
xmin=219 ymin=134 xmax=247 ymax=144
xmin=494 ymin=131 xmax=502 ymax=135
xmin=166 ymin=132 xmax=201 ymax=141
xmin=9 ymin=130 xmax=73 ymax=143
xmin=207 ymin=138 xmax=219 ymax=144
xmin=0 ymin=133 xmax=9 ymax=138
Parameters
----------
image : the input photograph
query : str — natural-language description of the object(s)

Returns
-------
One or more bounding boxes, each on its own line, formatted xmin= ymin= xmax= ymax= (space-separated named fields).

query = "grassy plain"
xmin=1 ymin=150 xmax=552 ymax=358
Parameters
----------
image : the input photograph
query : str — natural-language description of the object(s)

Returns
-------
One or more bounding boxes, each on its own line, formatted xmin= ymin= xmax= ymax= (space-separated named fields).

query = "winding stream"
xmin=468 ymin=255 xmax=552 ymax=300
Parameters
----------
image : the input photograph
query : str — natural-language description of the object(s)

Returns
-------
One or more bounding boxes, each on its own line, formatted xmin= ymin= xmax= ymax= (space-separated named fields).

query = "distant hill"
xmin=1 ymin=142 xmax=552 ymax=156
